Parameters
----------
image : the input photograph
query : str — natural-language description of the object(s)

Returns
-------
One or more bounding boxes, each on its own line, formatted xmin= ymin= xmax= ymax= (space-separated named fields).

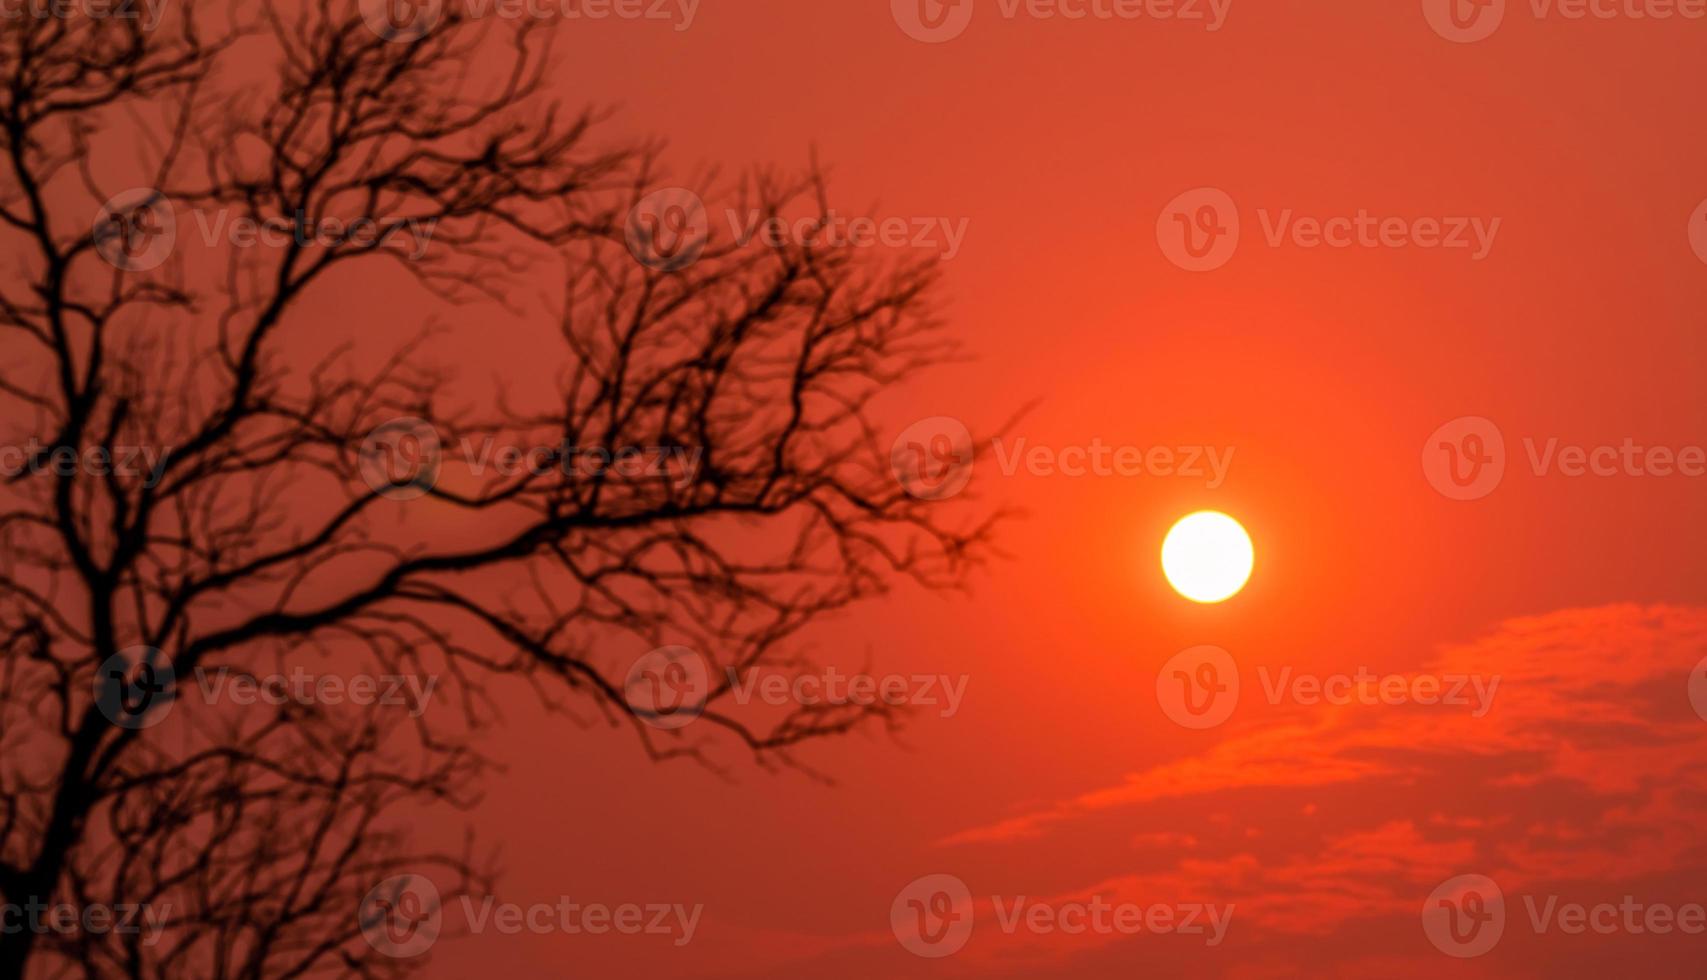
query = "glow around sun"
xmin=1161 ymin=511 xmax=1254 ymax=603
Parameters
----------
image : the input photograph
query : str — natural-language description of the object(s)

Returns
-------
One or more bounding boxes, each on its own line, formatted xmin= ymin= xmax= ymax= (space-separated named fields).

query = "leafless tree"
xmin=0 ymin=2 xmax=989 ymax=976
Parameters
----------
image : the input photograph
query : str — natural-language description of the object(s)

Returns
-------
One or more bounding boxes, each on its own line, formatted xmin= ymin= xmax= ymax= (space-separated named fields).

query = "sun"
xmin=1161 ymin=511 xmax=1254 ymax=603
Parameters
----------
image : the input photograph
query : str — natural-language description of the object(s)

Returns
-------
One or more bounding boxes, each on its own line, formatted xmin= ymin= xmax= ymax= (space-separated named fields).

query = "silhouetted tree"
xmin=0 ymin=2 xmax=987 ymax=976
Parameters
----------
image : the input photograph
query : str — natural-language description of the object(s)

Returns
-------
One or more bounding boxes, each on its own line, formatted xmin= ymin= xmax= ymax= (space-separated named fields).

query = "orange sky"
xmin=332 ymin=3 xmax=1707 ymax=976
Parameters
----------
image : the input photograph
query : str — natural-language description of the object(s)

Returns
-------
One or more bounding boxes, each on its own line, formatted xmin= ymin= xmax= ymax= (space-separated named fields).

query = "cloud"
xmin=939 ymin=604 xmax=1707 ymax=948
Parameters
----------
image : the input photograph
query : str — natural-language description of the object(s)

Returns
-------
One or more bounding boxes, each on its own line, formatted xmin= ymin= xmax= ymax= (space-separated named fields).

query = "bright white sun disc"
xmin=1161 ymin=511 xmax=1253 ymax=603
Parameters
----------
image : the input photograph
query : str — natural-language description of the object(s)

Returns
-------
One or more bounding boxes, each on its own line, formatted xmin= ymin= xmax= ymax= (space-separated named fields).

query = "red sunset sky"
xmin=380 ymin=2 xmax=1707 ymax=977
xmin=6 ymin=0 xmax=1707 ymax=977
